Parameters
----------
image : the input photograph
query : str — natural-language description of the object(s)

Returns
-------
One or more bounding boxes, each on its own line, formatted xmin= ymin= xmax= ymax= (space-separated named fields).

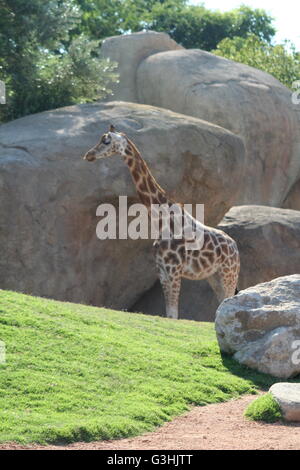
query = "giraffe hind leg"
xmin=154 ymin=239 xmax=184 ymax=320
xmin=207 ymin=271 xmax=226 ymax=303
xmin=207 ymin=269 xmax=238 ymax=304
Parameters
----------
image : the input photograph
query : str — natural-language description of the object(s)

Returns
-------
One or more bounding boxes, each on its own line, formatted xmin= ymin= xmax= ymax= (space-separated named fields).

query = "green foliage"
xmin=34 ymin=36 xmax=118 ymax=111
xmin=72 ymin=1 xmax=275 ymax=51
xmin=228 ymin=5 xmax=275 ymax=42
xmin=245 ymin=393 xmax=283 ymax=423
xmin=0 ymin=0 xmax=285 ymax=122
xmin=74 ymin=0 xmax=126 ymax=39
xmin=147 ymin=3 xmax=275 ymax=51
xmin=74 ymin=0 xmax=187 ymax=39
xmin=0 ymin=0 xmax=118 ymax=122
xmin=0 ymin=289 xmax=284 ymax=445
xmin=214 ymin=34 xmax=300 ymax=89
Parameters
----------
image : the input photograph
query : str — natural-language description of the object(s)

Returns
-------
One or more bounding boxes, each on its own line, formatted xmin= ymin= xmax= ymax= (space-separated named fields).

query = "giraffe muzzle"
xmin=84 ymin=152 xmax=96 ymax=162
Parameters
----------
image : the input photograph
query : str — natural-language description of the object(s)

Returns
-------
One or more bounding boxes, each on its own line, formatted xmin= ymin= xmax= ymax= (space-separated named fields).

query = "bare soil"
xmin=1 ymin=395 xmax=300 ymax=450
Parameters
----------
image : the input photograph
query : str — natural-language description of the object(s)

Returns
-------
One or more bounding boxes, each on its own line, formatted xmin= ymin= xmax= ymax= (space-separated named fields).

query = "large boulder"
xmin=133 ymin=205 xmax=300 ymax=321
xmin=101 ymin=31 xmax=300 ymax=208
xmin=101 ymin=31 xmax=183 ymax=102
xmin=283 ymin=179 xmax=300 ymax=211
xmin=215 ymin=275 xmax=300 ymax=379
xmin=283 ymin=98 xmax=300 ymax=211
xmin=0 ymin=101 xmax=245 ymax=309
xmin=219 ymin=206 xmax=300 ymax=291
xmin=137 ymin=50 xmax=300 ymax=207
xmin=270 ymin=383 xmax=300 ymax=421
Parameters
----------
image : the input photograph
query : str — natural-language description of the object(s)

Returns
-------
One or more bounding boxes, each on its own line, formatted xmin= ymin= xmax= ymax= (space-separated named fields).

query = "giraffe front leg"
xmin=159 ymin=275 xmax=182 ymax=319
xmin=156 ymin=258 xmax=182 ymax=319
xmin=154 ymin=239 xmax=183 ymax=320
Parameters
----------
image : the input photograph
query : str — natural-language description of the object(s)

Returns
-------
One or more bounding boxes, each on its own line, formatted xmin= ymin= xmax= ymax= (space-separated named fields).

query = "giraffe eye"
xmin=102 ymin=136 xmax=110 ymax=145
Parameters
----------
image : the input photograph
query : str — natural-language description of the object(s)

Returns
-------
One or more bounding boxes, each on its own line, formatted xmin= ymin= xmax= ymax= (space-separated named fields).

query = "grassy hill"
xmin=0 ymin=289 xmax=280 ymax=445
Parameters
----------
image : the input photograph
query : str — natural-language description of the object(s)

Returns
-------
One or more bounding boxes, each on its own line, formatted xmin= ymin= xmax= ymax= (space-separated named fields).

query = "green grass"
xmin=244 ymin=393 xmax=283 ymax=423
xmin=0 ymin=289 xmax=288 ymax=445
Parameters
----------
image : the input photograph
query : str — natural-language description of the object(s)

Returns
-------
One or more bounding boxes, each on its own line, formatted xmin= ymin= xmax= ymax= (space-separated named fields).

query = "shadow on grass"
xmin=220 ymin=352 xmax=300 ymax=391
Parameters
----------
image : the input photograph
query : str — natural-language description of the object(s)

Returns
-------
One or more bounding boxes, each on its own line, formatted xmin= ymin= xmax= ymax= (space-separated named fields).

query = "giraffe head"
xmin=83 ymin=125 xmax=127 ymax=162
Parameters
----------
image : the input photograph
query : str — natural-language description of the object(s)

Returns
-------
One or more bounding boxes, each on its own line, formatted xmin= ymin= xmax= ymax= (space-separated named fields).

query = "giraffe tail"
xmin=235 ymin=288 xmax=239 ymax=295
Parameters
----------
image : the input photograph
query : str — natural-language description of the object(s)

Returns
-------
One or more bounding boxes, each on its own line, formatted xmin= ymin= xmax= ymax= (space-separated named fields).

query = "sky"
xmin=189 ymin=0 xmax=300 ymax=50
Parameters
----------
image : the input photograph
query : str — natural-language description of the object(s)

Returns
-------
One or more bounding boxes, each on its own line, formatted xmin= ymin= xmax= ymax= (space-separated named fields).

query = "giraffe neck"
xmin=123 ymin=138 xmax=170 ymax=211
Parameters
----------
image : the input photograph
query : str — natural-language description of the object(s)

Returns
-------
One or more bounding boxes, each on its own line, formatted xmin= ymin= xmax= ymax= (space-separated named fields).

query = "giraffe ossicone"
xmin=83 ymin=125 xmax=240 ymax=319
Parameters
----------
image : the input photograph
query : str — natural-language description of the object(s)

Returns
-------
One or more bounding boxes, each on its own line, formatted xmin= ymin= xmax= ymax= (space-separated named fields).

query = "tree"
xmin=72 ymin=1 xmax=276 ymax=51
xmin=73 ymin=0 xmax=125 ymax=38
xmin=0 ymin=0 xmax=118 ymax=122
xmin=73 ymin=0 xmax=187 ymax=39
xmin=148 ymin=3 xmax=276 ymax=50
xmin=229 ymin=5 xmax=275 ymax=42
xmin=214 ymin=34 xmax=300 ymax=89
xmin=0 ymin=1 xmax=279 ymax=122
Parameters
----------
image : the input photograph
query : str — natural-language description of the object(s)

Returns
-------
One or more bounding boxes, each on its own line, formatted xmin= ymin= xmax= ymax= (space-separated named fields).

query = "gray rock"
xmin=101 ymin=32 xmax=300 ymax=208
xmin=137 ymin=49 xmax=300 ymax=207
xmin=219 ymin=205 xmax=300 ymax=291
xmin=215 ymin=275 xmax=300 ymax=378
xmin=283 ymin=179 xmax=300 ymax=211
xmin=0 ymin=101 xmax=244 ymax=310
xmin=133 ymin=205 xmax=300 ymax=321
xmin=101 ymin=31 xmax=182 ymax=102
xmin=270 ymin=383 xmax=300 ymax=421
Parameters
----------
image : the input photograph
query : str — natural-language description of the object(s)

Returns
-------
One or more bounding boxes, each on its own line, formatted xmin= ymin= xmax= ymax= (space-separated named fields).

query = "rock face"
xmin=133 ymin=205 xmax=300 ymax=321
xmin=215 ymin=275 xmax=300 ymax=379
xmin=0 ymin=101 xmax=244 ymax=309
xmin=270 ymin=383 xmax=300 ymax=421
xmin=283 ymin=179 xmax=300 ymax=211
xmin=102 ymin=31 xmax=300 ymax=208
xmin=219 ymin=206 xmax=300 ymax=291
xmin=101 ymin=31 xmax=183 ymax=102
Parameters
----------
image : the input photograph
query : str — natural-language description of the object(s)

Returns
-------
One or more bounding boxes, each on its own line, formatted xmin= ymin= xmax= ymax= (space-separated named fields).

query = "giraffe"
xmin=83 ymin=125 xmax=240 ymax=319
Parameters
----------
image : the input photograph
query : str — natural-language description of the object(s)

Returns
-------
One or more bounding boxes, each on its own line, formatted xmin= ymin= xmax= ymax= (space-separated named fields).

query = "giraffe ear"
xmin=109 ymin=124 xmax=116 ymax=133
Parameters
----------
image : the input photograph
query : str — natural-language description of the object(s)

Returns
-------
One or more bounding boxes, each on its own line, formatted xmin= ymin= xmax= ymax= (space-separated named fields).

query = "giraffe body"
xmin=83 ymin=126 xmax=240 ymax=319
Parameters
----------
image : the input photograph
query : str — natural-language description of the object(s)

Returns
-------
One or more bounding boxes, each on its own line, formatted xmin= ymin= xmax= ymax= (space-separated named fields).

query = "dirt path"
xmin=1 ymin=395 xmax=300 ymax=450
